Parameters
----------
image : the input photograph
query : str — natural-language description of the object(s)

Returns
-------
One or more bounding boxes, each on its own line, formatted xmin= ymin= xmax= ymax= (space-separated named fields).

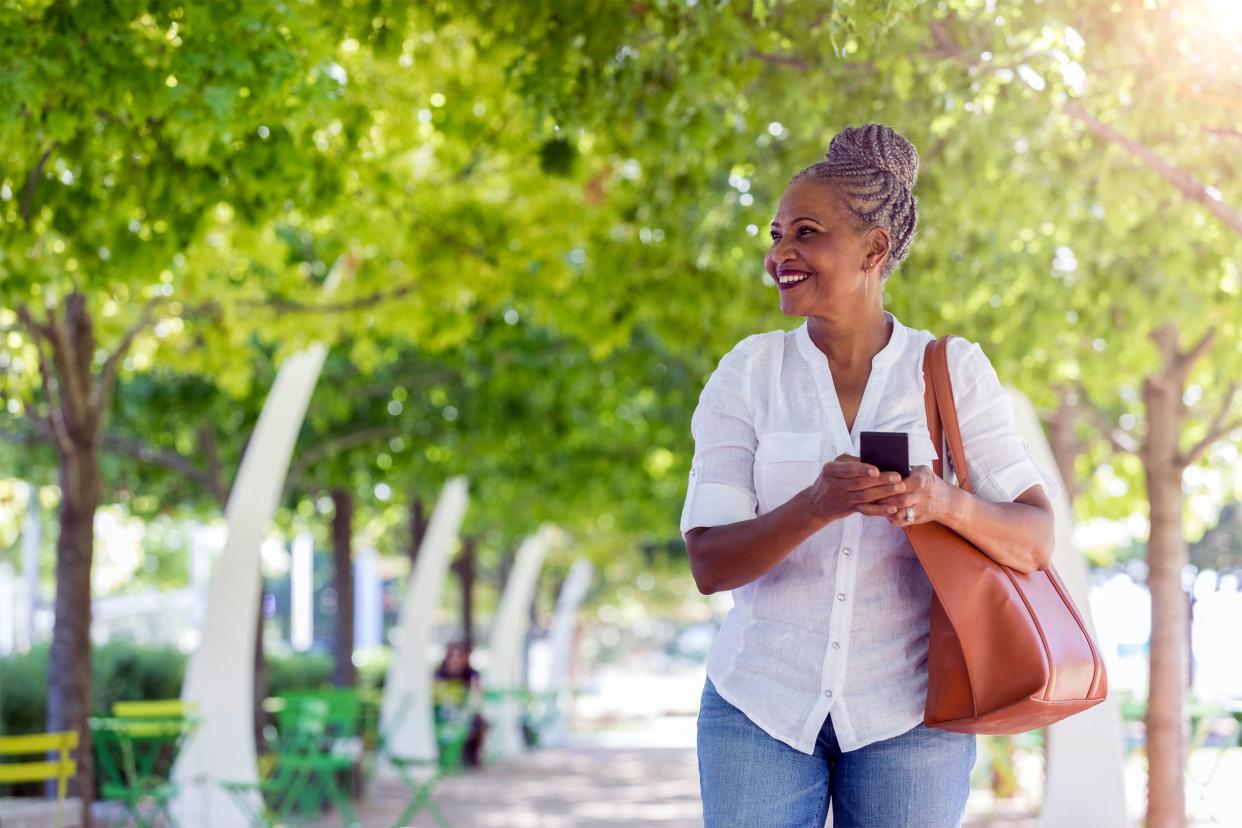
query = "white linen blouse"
xmin=680 ymin=311 xmax=1059 ymax=754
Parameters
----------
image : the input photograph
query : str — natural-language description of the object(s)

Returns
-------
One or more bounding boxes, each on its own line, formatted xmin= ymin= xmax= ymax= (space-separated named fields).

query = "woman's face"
xmin=764 ymin=177 xmax=883 ymax=317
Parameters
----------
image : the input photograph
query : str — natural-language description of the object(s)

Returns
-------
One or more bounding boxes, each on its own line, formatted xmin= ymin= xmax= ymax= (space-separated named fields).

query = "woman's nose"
xmin=771 ymin=238 xmax=797 ymax=262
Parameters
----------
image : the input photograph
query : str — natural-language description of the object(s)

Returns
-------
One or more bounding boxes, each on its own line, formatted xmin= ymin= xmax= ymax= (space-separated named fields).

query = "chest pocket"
xmin=753 ymin=431 xmax=822 ymax=514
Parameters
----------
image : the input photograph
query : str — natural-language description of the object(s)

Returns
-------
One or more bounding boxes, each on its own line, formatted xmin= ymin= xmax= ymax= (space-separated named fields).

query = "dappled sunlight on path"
xmin=311 ymin=744 xmax=702 ymax=827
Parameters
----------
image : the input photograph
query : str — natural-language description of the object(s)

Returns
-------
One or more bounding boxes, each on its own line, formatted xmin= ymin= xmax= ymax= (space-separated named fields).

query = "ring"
xmin=904 ymin=507 xmax=915 ymax=522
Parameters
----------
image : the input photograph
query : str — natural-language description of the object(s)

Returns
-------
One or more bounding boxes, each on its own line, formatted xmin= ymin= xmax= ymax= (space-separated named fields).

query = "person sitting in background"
xmin=433 ymin=640 xmax=488 ymax=767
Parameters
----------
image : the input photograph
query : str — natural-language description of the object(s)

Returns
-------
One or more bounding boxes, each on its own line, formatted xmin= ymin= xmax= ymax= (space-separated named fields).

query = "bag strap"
xmin=922 ymin=336 xmax=973 ymax=495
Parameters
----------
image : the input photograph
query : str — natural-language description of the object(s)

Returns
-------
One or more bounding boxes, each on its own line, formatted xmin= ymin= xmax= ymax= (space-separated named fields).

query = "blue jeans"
xmin=697 ymin=677 xmax=975 ymax=827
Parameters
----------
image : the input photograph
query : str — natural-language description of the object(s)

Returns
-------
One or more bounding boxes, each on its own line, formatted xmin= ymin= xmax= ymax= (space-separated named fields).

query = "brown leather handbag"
xmin=904 ymin=336 xmax=1108 ymax=734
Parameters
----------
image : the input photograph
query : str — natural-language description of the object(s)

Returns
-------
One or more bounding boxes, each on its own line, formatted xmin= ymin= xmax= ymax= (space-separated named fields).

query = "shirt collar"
xmin=795 ymin=311 xmax=908 ymax=370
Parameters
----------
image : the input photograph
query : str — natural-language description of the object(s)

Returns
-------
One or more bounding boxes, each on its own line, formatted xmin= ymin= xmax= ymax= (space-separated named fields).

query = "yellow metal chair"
xmin=0 ymin=730 xmax=80 ymax=828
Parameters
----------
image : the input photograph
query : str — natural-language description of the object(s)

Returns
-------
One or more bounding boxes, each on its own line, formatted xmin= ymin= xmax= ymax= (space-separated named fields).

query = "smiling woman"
xmin=682 ymin=123 xmax=1061 ymax=828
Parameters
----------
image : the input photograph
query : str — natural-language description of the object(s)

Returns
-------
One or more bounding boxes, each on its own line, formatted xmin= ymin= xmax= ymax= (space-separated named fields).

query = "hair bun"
xmin=824 ymin=123 xmax=919 ymax=192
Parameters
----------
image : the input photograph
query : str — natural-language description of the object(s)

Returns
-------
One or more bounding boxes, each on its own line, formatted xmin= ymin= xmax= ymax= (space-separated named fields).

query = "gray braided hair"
xmin=792 ymin=123 xmax=919 ymax=282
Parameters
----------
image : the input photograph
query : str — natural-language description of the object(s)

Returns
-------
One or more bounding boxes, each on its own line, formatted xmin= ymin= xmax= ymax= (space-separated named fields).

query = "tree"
xmin=0 ymin=3 xmax=366 ymax=810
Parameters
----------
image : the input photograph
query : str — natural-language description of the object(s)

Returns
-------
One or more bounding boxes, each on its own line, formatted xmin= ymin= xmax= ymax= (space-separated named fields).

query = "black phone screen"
xmin=859 ymin=431 xmax=910 ymax=477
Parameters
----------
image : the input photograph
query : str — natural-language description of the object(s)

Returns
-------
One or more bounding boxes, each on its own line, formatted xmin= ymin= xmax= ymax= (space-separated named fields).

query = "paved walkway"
xmin=312 ymin=744 xmax=703 ymax=828
xmin=307 ymin=737 xmax=1043 ymax=828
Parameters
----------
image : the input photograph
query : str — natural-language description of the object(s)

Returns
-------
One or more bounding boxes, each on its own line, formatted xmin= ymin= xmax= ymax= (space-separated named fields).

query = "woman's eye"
xmin=798 ymin=226 xmax=815 ymax=236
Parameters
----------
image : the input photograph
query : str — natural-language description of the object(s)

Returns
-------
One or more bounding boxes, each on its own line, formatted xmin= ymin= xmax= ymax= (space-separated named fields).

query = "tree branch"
xmin=181 ymin=282 xmax=420 ymax=323
xmin=747 ymin=48 xmax=808 ymax=70
xmin=4 ymin=419 xmax=230 ymax=503
xmin=197 ymin=424 xmax=229 ymax=508
xmin=284 ymin=426 xmax=402 ymax=494
xmin=245 ymin=283 xmax=419 ymax=315
xmin=1203 ymin=127 xmax=1242 ymax=142
xmin=14 ymin=304 xmax=72 ymax=452
xmin=101 ymin=432 xmax=225 ymax=501
xmin=20 ymin=142 xmax=58 ymax=227
xmin=42 ymin=301 xmax=91 ymax=434
xmin=1063 ymin=103 xmax=1242 ymax=236
xmin=1180 ymin=381 xmax=1242 ymax=466
xmin=1075 ymin=383 xmax=1140 ymax=455
xmin=93 ymin=297 xmax=164 ymax=421
xmin=1176 ymin=326 xmax=1217 ymax=383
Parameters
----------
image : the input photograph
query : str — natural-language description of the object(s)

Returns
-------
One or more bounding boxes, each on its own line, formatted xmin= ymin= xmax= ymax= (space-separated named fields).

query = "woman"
xmin=433 ymin=640 xmax=488 ymax=766
xmin=681 ymin=124 xmax=1060 ymax=827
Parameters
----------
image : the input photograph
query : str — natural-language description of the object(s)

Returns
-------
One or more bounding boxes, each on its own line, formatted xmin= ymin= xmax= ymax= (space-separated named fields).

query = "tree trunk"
xmin=331 ymin=488 xmax=356 ymax=688
xmin=498 ymin=547 xmax=516 ymax=591
xmin=408 ymin=495 xmax=427 ymax=567
xmin=254 ymin=581 xmax=269 ymax=750
xmin=46 ymin=440 xmax=100 ymax=820
xmin=452 ymin=536 xmax=476 ymax=650
xmin=1142 ymin=326 xmax=1192 ymax=828
xmin=35 ymin=293 xmax=107 ymax=827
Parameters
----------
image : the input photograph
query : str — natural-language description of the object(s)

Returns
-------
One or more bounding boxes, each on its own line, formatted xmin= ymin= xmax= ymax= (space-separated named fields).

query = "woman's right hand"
xmin=802 ymin=453 xmax=906 ymax=524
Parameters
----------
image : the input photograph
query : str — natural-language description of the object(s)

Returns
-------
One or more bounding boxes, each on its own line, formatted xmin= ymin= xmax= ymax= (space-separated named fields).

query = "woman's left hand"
xmin=851 ymin=465 xmax=952 ymax=526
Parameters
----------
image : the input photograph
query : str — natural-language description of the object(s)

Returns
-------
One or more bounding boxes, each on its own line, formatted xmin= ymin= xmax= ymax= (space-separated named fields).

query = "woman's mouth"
xmin=777 ymin=271 xmax=812 ymax=290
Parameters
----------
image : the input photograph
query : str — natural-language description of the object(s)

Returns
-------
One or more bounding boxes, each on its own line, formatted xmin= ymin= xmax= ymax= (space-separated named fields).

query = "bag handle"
xmin=922 ymin=336 xmax=973 ymax=495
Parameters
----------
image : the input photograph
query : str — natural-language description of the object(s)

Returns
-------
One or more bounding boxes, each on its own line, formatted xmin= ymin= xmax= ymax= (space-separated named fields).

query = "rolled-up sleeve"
xmin=947 ymin=338 xmax=1061 ymax=503
xmin=680 ymin=345 xmax=759 ymax=540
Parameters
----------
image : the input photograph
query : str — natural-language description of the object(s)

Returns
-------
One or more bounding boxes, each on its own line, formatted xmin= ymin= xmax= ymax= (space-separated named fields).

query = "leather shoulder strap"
xmin=923 ymin=336 xmax=974 ymax=494
xmin=921 ymin=342 xmax=945 ymax=481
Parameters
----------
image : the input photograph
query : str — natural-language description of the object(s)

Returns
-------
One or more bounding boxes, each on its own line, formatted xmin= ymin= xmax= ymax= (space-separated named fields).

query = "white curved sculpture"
xmin=379 ymin=476 xmax=469 ymax=769
xmin=1007 ymin=389 xmax=1128 ymax=828
xmin=483 ymin=524 xmax=559 ymax=762
xmin=540 ymin=559 xmax=593 ymax=747
xmin=172 ymin=345 xmax=328 ymax=828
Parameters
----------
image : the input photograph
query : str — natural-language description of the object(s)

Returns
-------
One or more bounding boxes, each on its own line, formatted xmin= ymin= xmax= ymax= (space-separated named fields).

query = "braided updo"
xmin=792 ymin=123 xmax=919 ymax=282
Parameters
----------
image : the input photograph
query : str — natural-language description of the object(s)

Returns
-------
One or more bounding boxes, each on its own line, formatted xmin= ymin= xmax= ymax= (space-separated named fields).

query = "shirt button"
xmin=843 ymin=548 xmax=852 ymax=557
xmin=824 ymin=690 xmax=833 ymax=699
xmin=837 ymin=593 xmax=846 ymax=602
xmin=832 ymin=641 xmax=841 ymax=650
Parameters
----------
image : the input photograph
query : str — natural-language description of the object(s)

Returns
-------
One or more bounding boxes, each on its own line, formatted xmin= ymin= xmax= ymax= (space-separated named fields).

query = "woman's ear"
xmin=865 ymin=226 xmax=891 ymax=273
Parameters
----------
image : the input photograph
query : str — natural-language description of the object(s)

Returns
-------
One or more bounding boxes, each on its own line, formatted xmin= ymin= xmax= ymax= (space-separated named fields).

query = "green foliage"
xmin=0 ymin=642 xmax=184 ymax=736
xmin=91 ymin=641 xmax=186 ymax=710
xmin=265 ymin=652 xmax=334 ymax=694
xmin=0 ymin=645 xmax=49 ymax=736
xmin=0 ymin=643 xmax=367 ymax=735
xmin=3 ymin=0 xmax=1240 ymax=644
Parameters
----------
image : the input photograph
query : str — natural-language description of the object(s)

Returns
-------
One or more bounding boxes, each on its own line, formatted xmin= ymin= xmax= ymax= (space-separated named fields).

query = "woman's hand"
xmin=803 ymin=453 xmax=908 ymax=524
xmin=852 ymin=465 xmax=951 ymax=526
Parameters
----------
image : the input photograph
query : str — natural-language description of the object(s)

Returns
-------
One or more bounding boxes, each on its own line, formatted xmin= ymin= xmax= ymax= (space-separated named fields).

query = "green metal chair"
xmin=369 ymin=693 xmax=454 ymax=828
xmin=431 ymin=682 xmax=478 ymax=772
xmin=519 ymin=689 xmax=563 ymax=747
xmin=222 ymin=694 xmax=360 ymax=828
xmin=90 ymin=715 xmax=196 ymax=828
xmin=0 ymin=730 xmax=79 ymax=828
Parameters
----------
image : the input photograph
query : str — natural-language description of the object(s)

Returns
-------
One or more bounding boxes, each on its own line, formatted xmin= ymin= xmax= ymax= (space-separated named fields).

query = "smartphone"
xmin=859 ymin=431 xmax=910 ymax=477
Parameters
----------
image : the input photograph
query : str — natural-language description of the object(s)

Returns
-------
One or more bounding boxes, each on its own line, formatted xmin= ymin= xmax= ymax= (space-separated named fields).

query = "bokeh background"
xmin=1 ymin=1 xmax=1240 ymax=826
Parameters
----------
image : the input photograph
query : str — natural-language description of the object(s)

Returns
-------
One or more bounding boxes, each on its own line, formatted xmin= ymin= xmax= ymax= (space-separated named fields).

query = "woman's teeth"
xmin=778 ymin=272 xmax=810 ymax=285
